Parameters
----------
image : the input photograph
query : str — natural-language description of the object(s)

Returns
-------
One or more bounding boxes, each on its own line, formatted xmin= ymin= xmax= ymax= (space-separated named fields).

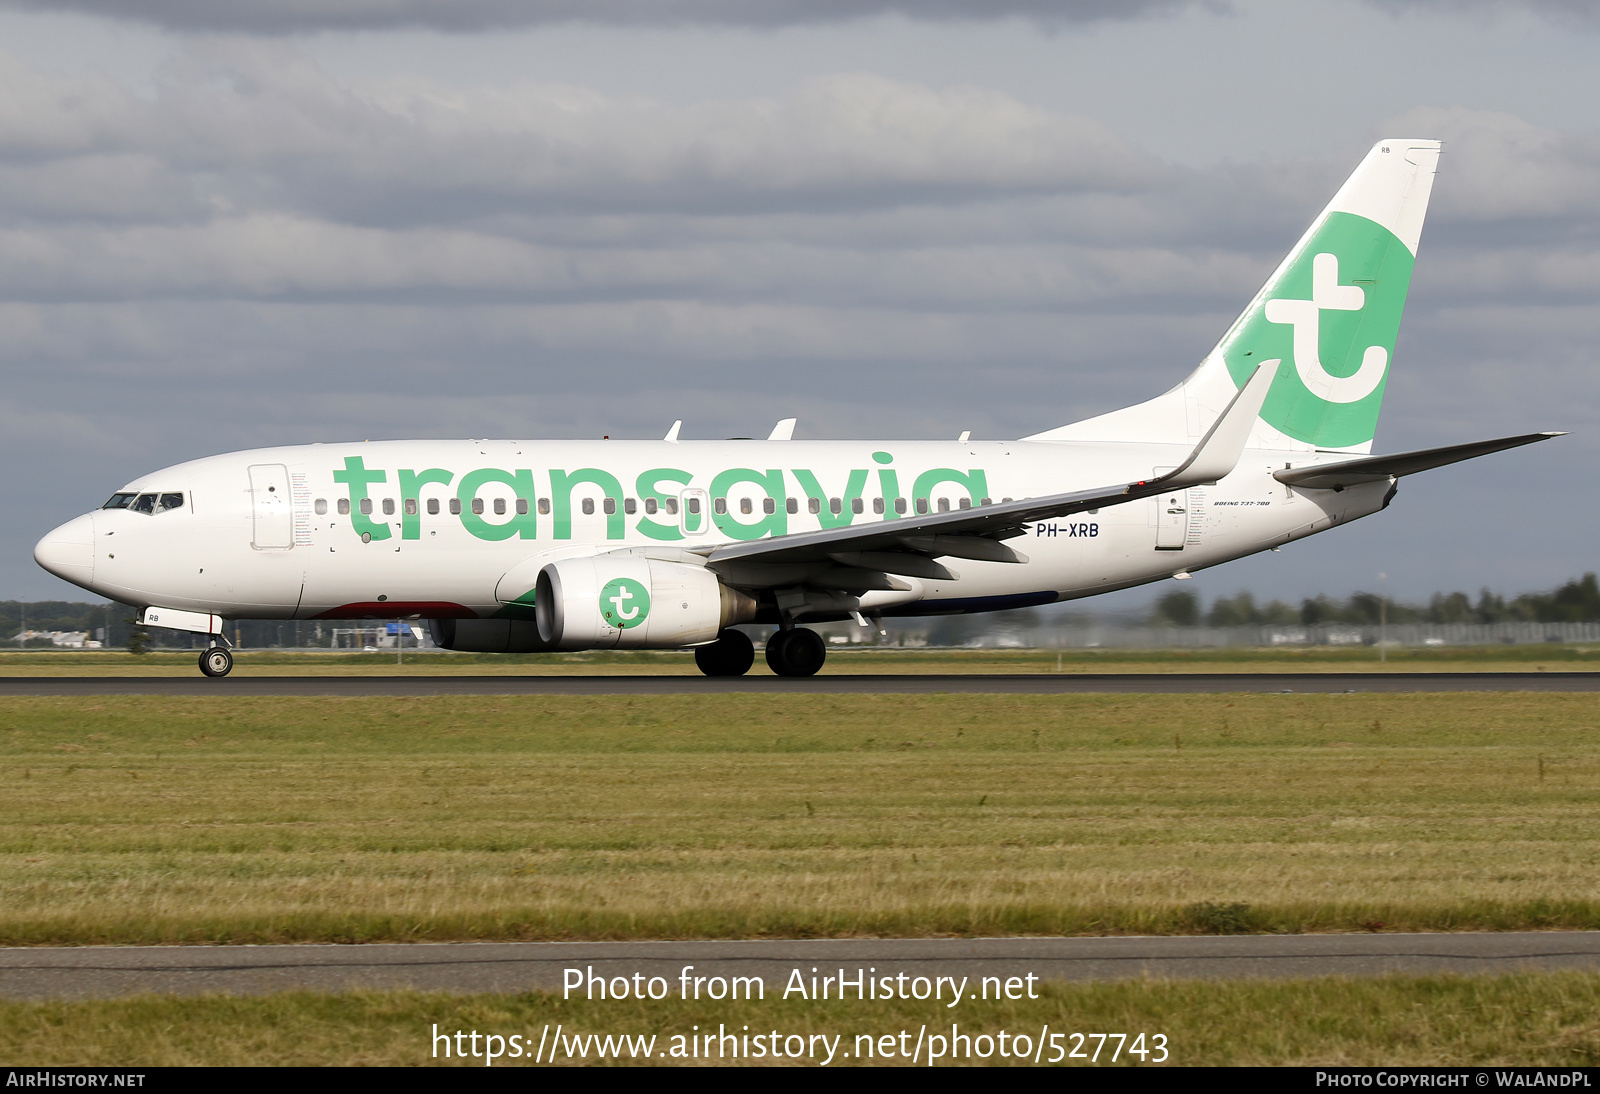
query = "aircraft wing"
xmin=703 ymin=365 xmax=1273 ymax=584
xmin=1274 ymin=432 xmax=1564 ymax=491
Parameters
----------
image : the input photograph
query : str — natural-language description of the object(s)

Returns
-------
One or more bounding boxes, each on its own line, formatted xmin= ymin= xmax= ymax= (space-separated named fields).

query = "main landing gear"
xmin=198 ymin=643 xmax=233 ymax=678
xmin=764 ymin=627 xmax=826 ymax=678
xmin=692 ymin=627 xmax=828 ymax=677
xmin=694 ymin=628 xmax=755 ymax=677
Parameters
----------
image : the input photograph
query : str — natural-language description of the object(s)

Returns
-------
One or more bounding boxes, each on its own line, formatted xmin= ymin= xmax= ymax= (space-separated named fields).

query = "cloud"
xmin=1384 ymin=106 xmax=1600 ymax=224
xmin=0 ymin=0 xmax=1207 ymax=34
xmin=1363 ymin=0 xmax=1600 ymax=29
xmin=0 ymin=46 xmax=1160 ymax=229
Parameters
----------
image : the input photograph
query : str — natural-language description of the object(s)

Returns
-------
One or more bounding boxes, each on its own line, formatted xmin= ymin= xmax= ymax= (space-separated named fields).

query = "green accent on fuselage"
xmin=399 ymin=468 xmax=452 ymax=540
xmin=457 ymin=468 xmax=537 ymax=541
xmin=323 ymin=455 xmax=996 ymax=545
xmin=333 ymin=456 xmax=391 ymax=541
xmin=791 ymin=468 xmax=868 ymax=529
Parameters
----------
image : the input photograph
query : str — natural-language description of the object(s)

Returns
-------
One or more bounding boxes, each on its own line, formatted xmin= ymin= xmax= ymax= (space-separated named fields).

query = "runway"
xmin=2 ymin=672 xmax=1599 ymax=696
xmin=4 ymin=934 xmax=1599 ymax=999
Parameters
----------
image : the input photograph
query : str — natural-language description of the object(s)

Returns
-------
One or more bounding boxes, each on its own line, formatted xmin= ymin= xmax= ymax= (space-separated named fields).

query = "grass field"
xmin=4 ymin=974 xmax=1599 ymax=1065
xmin=1 ymin=643 xmax=1598 ymax=676
xmin=5 ymin=692 xmax=1600 ymax=944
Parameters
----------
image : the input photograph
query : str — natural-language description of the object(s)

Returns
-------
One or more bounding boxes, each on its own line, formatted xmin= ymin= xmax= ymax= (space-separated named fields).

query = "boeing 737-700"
xmin=33 ymin=138 xmax=1560 ymax=678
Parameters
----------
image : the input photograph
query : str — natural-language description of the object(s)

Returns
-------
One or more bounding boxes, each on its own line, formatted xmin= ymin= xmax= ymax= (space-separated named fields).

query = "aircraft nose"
xmin=34 ymin=513 xmax=95 ymax=587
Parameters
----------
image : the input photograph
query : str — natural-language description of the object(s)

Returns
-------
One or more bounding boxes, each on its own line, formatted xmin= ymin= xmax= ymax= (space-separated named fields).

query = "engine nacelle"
xmin=428 ymin=617 xmax=555 ymax=653
xmin=535 ymin=555 xmax=756 ymax=650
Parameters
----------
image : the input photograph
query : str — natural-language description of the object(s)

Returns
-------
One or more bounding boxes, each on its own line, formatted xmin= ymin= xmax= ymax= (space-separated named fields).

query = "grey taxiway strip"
xmin=3 ymin=672 xmax=1600 ymax=696
xmin=4 ymin=935 xmax=1600 ymax=1000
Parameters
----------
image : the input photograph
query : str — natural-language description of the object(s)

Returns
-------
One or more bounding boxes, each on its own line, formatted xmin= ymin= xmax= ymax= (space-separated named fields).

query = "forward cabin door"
xmin=249 ymin=463 xmax=294 ymax=550
xmin=1153 ymin=467 xmax=1187 ymax=551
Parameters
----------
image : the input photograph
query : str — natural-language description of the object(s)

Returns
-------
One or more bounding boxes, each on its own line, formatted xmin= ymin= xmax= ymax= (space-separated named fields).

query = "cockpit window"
xmin=105 ymin=491 xmax=183 ymax=514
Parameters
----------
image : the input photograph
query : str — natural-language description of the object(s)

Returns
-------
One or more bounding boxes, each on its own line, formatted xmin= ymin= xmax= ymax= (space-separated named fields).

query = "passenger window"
xmin=315 ymin=499 xmax=328 ymax=516
xmin=449 ymin=499 xmax=462 ymax=515
xmin=763 ymin=498 xmax=776 ymax=515
xmin=624 ymin=498 xmax=637 ymax=515
xmin=916 ymin=498 xmax=929 ymax=514
xmin=359 ymin=498 xmax=373 ymax=516
xmin=382 ymin=498 xmax=395 ymax=516
xmin=427 ymin=498 xmax=439 ymax=515
xmin=829 ymin=498 xmax=842 ymax=515
xmin=472 ymin=499 xmax=485 ymax=515
xmin=516 ymin=499 xmax=528 ymax=515
xmin=894 ymin=498 xmax=907 ymax=515
xmin=538 ymin=498 xmax=550 ymax=515
xmin=786 ymin=498 xmax=798 ymax=515
xmin=404 ymin=498 xmax=418 ymax=516
xmin=980 ymin=497 xmax=991 ymax=506
xmin=739 ymin=497 xmax=752 ymax=515
xmin=132 ymin=494 xmax=156 ymax=514
xmin=686 ymin=497 xmax=699 ymax=515
xmin=102 ymin=493 xmax=137 ymax=510
xmin=937 ymin=498 xmax=949 ymax=513
xmin=958 ymin=498 xmax=971 ymax=510
xmin=338 ymin=498 xmax=351 ymax=515
xmin=644 ymin=498 xmax=658 ymax=515
xmin=581 ymin=498 xmax=594 ymax=515
xmin=873 ymin=497 xmax=885 ymax=515
xmin=807 ymin=498 xmax=820 ymax=515
xmin=852 ymin=498 xmax=864 ymax=515
xmin=493 ymin=498 xmax=505 ymax=516
xmin=603 ymin=498 xmax=617 ymax=516
xmin=666 ymin=497 xmax=680 ymax=515
xmin=714 ymin=497 xmax=727 ymax=515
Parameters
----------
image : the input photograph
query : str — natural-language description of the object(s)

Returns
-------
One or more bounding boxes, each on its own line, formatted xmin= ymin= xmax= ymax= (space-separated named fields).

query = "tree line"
xmin=1151 ymin=573 xmax=1600 ymax=628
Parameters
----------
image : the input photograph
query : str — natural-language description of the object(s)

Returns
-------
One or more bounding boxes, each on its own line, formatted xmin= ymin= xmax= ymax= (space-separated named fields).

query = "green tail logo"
xmin=1224 ymin=211 xmax=1415 ymax=449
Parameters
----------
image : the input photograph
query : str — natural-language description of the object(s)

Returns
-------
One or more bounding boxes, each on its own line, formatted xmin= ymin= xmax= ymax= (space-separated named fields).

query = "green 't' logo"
xmin=599 ymin=577 xmax=650 ymax=629
xmin=1223 ymin=211 xmax=1416 ymax=449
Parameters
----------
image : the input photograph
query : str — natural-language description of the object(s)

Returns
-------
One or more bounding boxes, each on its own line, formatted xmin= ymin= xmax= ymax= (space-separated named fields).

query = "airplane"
xmin=33 ymin=138 xmax=1560 ymax=679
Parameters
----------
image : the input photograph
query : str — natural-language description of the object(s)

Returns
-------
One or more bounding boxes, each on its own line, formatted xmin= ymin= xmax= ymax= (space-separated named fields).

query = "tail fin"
xmin=1030 ymin=139 xmax=1441 ymax=454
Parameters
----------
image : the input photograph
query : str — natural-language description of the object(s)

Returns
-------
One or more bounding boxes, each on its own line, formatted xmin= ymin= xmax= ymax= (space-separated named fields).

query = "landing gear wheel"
xmin=694 ymin=629 xmax=755 ymax=677
xmin=764 ymin=627 xmax=826 ymax=677
xmin=199 ymin=646 xmax=233 ymax=678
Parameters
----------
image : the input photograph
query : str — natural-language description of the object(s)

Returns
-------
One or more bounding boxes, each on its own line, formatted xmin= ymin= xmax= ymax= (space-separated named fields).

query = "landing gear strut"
xmin=198 ymin=643 xmax=233 ymax=678
xmin=765 ymin=627 xmax=826 ymax=677
xmin=694 ymin=628 xmax=755 ymax=677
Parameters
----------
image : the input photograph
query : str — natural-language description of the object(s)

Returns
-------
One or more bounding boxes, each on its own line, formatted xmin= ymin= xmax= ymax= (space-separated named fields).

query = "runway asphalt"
xmin=2 ymin=672 xmax=1599 ymax=696
xmin=4 ymin=934 xmax=1600 ymax=999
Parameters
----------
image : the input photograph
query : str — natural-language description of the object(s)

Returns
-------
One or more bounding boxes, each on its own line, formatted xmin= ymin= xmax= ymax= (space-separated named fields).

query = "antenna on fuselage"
xmin=768 ymin=418 xmax=796 ymax=441
xmin=664 ymin=420 xmax=682 ymax=443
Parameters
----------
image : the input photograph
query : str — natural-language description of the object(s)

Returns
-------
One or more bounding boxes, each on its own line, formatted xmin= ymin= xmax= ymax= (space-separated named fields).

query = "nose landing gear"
xmin=198 ymin=643 xmax=233 ymax=678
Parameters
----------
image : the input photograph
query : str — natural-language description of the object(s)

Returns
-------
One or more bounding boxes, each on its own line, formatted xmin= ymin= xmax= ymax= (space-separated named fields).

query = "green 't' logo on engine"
xmin=1223 ymin=211 xmax=1416 ymax=449
xmin=599 ymin=577 xmax=650 ymax=629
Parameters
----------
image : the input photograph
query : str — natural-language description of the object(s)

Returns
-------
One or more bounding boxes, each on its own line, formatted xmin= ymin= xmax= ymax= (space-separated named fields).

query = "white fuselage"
xmin=36 ymin=437 xmax=1392 ymax=623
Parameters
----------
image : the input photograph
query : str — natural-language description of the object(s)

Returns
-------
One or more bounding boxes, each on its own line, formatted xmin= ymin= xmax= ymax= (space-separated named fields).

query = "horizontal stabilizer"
xmin=1275 ymin=432 xmax=1564 ymax=491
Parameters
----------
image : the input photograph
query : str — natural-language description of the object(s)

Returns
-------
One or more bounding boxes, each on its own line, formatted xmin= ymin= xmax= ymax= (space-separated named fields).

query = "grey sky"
xmin=2 ymin=0 xmax=1595 ymax=608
